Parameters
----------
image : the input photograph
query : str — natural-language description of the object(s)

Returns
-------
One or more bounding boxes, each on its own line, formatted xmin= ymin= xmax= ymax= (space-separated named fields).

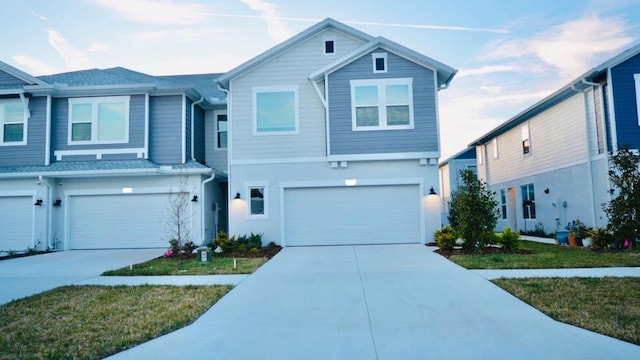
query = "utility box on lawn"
xmin=196 ymin=247 xmax=212 ymax=262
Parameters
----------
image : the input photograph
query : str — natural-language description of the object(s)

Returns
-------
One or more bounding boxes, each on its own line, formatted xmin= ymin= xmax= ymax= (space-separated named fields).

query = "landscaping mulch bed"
xmin=435 ymin=247 xmax=533 ymax=257
xmin=0 ymin=251 xmax=51 ymax=261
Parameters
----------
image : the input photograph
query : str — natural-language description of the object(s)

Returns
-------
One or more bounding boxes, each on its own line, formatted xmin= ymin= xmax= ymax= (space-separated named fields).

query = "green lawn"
xmin=102 ymin=256 xmax=267 ymax=276
xmin=0 ymin=285 xmax=231 ymax=360
xmin=494 ymin=277 xmax=640 ymax=345
xmin=444 ymin=241 xmax=640 ymax=269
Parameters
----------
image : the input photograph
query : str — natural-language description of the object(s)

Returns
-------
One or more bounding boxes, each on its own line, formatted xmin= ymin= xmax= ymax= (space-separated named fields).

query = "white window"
xmin=521 ymin=124 xmax=530 ymax=155
xmin=216 ymin=112 xmax=227 ymax=149
xmin=0 ymin=99 xmax=28 ymax=145
xmin=477 ymin=145 xmax=484 ymax=165
xmin=323 ymin=35 xmax=336 ymax=55
xmin=245 ymin=182 xmax=268 ymax=219
xmin=68 ymin=96 xmax=129 ymax=144
xmin=372 ymin=52 xmax=387 ymax=73
xmin=253 ymin=86 xmax=299 ymax=135
xmin=492 ymin=138 xmax=498 ymax=158
xmin=351 ymin=78 xmax=413 ymax=131
xmin=521 ymin=184 xmax=536 ymax=219
xmin=634 ymin=74 xmax=640 ymax=126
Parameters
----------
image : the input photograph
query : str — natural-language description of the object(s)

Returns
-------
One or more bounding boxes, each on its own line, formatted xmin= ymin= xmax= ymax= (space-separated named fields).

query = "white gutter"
xmin=39 ymin=175 xmax=53 ymax=250
xmin=201 ymin=172 xmax=216 ymax=244
xmin=191 ymin=97 xmax=204 ymax=161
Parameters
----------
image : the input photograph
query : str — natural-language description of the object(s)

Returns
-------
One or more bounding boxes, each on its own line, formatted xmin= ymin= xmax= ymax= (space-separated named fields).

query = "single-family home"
xmin=217 ymin=18 xmax=456 ymax=246
xmin=469 ymin=44 xmax=640 ymax=234
xmin=438 ymin=146 xmax=476 ymax=226
xmin=0 ymin=62 xmax=228 ymax=251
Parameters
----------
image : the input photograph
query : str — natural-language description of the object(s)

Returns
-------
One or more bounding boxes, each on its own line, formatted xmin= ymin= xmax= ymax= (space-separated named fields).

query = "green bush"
xmin=213 ymin=231 xmax=237 ymax=254
xmin=434 ymin=225 xmax=457 ymax=251
xmin=248 ymin=233 xmax=263 ymax=249
xmin=588 ymin=228 xmax=613 ymax=250
xmin=497 ymin=227 xmax=521 ymax=251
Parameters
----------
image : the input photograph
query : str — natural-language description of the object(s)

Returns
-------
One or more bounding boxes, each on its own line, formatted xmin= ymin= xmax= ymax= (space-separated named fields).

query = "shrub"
xmin=434 ymin=225 xmax=457 ymax=251
xmin=248 ymin=233 xmax=263 ymax=249
xmin=168 ymin=239 xmax=196 ymax=258
xmin=213 ymin=231 xmax=237 ymax=254
xmin=588 ymin=228 xmax=614 ymax=250
xmin=497 ymin=227 xmax=521 ymax=251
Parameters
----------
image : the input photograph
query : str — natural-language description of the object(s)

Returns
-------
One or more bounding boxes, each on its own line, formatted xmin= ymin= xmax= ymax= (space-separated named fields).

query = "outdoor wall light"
xmin=191 ymin=195 xmax=198 ymax=202
xmin=34 ymin=198 xmax=43 ymax=206
xmin=234 ymin=192 xmax=242 ymax=200
xmin=345 ymin=179 xmax=357 ymax=186
xmin=429 ymin=187 xmax=437 ymax=195
xmin=53 ymin=198 xmax=62 ymax=207
xmin=544 ymin=188 xmax=550 ymax=194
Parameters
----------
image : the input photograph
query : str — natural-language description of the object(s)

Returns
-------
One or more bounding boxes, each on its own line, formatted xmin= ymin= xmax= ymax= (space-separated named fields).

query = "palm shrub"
xmin=434 ymin=225 xmax=457 ymax=251
xmin=497 ymin=227 xmax=521 ymax=251
xmin=449 ymin=169 xmax=499 ymax=250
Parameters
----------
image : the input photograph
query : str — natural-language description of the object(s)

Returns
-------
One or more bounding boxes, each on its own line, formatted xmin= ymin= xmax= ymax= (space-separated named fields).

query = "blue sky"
xmin=2 ymin=0 xmax=640 ymax=159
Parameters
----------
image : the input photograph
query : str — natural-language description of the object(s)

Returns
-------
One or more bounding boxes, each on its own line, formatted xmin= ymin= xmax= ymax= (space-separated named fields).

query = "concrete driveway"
xmin=0 ymin=249 xmax=163 ymax=304
xmin=109 ymin=245 xmax=640 ymax=360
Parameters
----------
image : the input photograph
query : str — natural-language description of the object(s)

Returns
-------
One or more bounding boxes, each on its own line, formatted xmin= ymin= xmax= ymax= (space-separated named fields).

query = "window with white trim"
xmin=0 ymin=99 xmax=27 ymax=145
xmin=216 ymin=112 xmax=227 ymax=149
xmin=323 ymin=35 xmax=336 ymax=55
xmin=521 ymin=183 xmax=536 ymax=219
xmin=246 ymin=182 xmax=268 ymax=218
xmin=351 ymin=78 xmax=413 ymax=131
xmin=68 ymin=96 xmax=129 ymax=144
xmin=634 ymin=74 xmax=640 ymax=126
xmin=253 ymin=86 xmax=298 ymax=135
xmin=372 ymin=52 xmax=387 ymax=73
xmin=521 ymin=124 xmax=530 ymax=155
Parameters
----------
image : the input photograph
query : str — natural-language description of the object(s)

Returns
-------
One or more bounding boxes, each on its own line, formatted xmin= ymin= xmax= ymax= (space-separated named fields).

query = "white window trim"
xmin=634 ymin=74 xmax=640 ymax=126
xmin=372 ymin=52 xmax=388 ymax=73
xmin=0 ymin=98 xmax=28 ymax=146
xmin=68 ymin=96 xmax=130 ymax=145
xmin=477 ymin=145 xmax=484 ymax=165
xmin=214 ymin=110 xmax=227 ymax=151
xmin=492 ymin=138 xmax=498 ymax=158
xmin=323 ymin=35 xmax=336 ymax=55
xmin=245 ymin=181 xmax=269 ymax=219
xmin=350 ymin=78 xmax=414 ymax=131
xmin=521 ymin=123 xmax=531 ymax=156
xmin=252 ymin=86 xmax=299 ymax=136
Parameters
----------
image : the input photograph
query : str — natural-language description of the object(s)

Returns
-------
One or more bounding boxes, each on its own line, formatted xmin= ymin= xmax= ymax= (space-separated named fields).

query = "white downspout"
xmin=191 ymin=97 xmax=204 ymax=162
xmin=201 ymin=172 xmax=216 ymax=244
xmin=576 ymin=79 xmax=601 ymax=228
xmin=39 ymin=175 xmax=52 ymax=250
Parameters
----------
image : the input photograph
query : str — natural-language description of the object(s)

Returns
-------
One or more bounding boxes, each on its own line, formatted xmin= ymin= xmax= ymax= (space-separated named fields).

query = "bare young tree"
xmin=164 ymin=175 xmax=195 ymax=255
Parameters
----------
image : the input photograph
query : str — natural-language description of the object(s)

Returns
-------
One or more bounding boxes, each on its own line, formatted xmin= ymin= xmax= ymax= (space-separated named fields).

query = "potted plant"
xmin=568 ymin=230 xmax=578 ymax=246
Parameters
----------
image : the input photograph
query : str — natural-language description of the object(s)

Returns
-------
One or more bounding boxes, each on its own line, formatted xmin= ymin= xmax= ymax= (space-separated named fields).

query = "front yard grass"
xmin=103 ymin=256 xmax=268 ymax=276
xmin=494 ymin=277 xmax=640 ymax=346
xmin=0 ymin=285 xmax=231 ymax=360
xmin=444 ymin=240 xmax=640 ymax=269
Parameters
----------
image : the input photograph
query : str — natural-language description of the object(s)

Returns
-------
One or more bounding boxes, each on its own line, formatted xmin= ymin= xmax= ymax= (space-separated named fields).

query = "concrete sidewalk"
xmin=108 ymin=245 xmax=640 ymax=360
xmin=474 ymin=266 xmax=640 ymax=279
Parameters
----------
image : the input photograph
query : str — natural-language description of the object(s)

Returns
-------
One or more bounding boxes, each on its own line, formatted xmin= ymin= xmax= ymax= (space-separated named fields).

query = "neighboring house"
xmin=438 ymin=147 xmax=476 ymax=226
xmin=0 ymin=62 xmax=228 ymax=251
xmin=469 ymin=44 xmax=640 ymax=234
xmin=217 ymin=18 xmax=456 ymax=246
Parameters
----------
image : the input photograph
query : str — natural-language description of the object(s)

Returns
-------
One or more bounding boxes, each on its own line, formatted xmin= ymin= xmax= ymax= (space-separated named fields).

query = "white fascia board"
xmin=327 ymin=152 xmax=440 ymax=162
xmin=0 ymin=167 xmax=212 ymax=179
xmin=280 ymin=177 xmax=425 ymax=189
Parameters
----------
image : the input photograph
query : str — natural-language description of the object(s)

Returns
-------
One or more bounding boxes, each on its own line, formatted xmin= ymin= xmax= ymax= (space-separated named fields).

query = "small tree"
xmin=449 ymin=169 xmax=499 ymax=250
xmin=164 ymin=175 xmax=195 ymax=256
xmin=603 ymin=146 xmax=640 ymax=250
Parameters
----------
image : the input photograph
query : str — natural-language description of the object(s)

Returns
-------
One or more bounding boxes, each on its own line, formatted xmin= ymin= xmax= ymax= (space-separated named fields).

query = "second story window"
xmin=68 ymin=96 xmax=129 ymax=145
xmin=372 ymin=52 xmax=387 ymax=73
xmin=351 ymin=78 xmax=413 ymax=131
xmin=0 ymin=99 xmax=27 ymax=145
xmin=521 ymin=124 xmax=531 ymax=155
xmin=216 ymin=113 xmax=227 ymax=149
xmin=253 ymin=86 xmax=299 ymax=135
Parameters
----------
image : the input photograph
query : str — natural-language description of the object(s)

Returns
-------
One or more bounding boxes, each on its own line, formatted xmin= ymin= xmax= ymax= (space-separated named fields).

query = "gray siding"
xmin=185 ymin=98 xmax=192 ymax=160
xmin=0 ymin=70 xmax=28 ymax=86
xmin=611 ymin=53 xmax=640 ymax=149
xmin=149 ymin=95 xmax=183 ymax=164
xmin=0 ymin=96 xmax=46 ymax=167
xmin=52 ymin=95 xmax=146 ymax=160
xmin=328 ymin=50 xmax=439 ymax=155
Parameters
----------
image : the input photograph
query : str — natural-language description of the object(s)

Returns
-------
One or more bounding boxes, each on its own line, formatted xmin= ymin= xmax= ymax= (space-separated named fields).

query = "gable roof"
xmin=0 ymin=61 xmax=48 ymax=86
xmin=309 ymin=36 xmax=457 ymax=89
xmin=470 ymin=43 xmax=640 ymax=145
xmin=216 ymin=17 xmax=374 ymax=89
xmin=439 ymin=147 xmax=476 ymax=167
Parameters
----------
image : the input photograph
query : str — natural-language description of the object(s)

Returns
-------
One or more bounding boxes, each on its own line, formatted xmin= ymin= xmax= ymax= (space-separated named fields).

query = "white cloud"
xmin=239 ymin=0 xmax=292 ymax=42
xmin=484 ymin=16 xmax=634 ymax=79
xmin=91 ymin=0 xmax=208 ymax=25
xmin=11 ymin=55 xmax=58 ymax=76
xmin=126 ymin=29 xmax=226 ymax=42
xmin=456 ymin=65 xmax=521 ymax=79
xmin=47 ymin=29 xmax=92 ymax=70
xmin=88 ymin=43 xmax=112 ymax=53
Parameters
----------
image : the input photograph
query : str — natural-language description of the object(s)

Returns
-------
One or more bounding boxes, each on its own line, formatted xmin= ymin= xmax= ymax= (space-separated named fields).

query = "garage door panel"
xmin=69 ymin=194 xmax=168 ymax=249
xmin=284 ymin=185 xmax=421 ymax=246
xmin=0 ymin=196 xmax=33 ymax=251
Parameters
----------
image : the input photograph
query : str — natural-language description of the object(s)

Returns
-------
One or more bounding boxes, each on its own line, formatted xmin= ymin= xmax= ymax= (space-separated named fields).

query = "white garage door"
xmin=69 ymin=193 xmax=170 ymax=249
xmin=0 ymin=196 xmax=33 ymax=251
xmin=284 ymin=185 xmax=421 ymax=246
